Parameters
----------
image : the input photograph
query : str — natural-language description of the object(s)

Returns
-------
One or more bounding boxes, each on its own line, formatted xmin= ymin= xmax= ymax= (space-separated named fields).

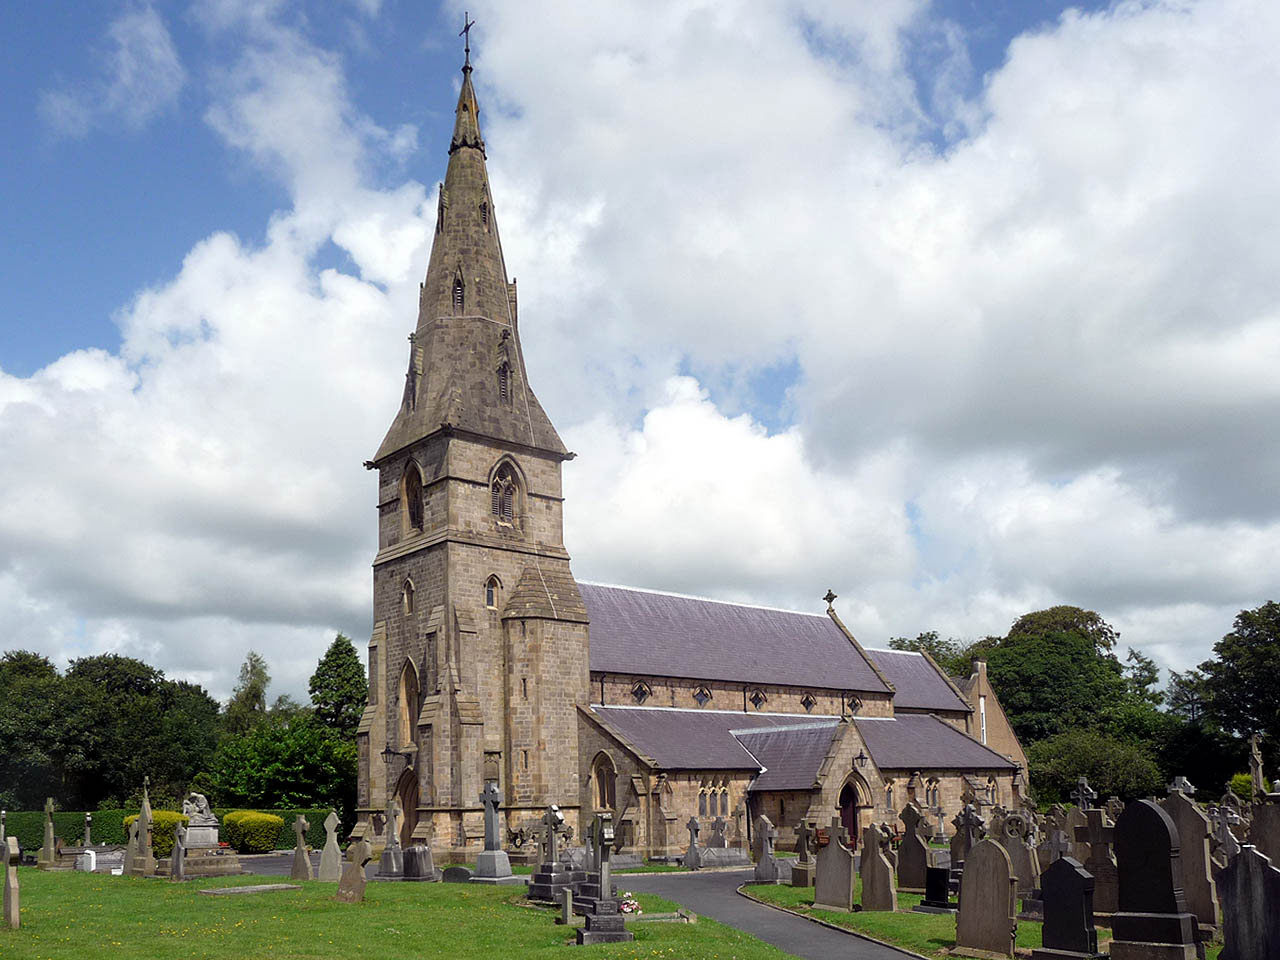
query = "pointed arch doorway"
xmin=394 ymin=767 xmax=419 ymax=848
xmin=838 ymin=773 xmax=870 ymax=849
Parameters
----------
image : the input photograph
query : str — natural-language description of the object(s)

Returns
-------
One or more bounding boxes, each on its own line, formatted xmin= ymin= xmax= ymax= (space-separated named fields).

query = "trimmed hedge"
xmin=123 ymin=812 xmax=189 ymax=858
xmin=2 ymin=806 xmax=333 ymax=854
xmin=222 ymin=811 xmax=285 ymax=853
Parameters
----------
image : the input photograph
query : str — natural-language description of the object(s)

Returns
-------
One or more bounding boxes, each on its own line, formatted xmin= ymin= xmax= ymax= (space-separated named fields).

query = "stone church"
xmin=355 ymin=49 xmax=1028 ymax=861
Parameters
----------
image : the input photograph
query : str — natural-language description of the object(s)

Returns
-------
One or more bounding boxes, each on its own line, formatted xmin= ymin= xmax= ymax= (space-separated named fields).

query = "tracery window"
xmin=485 ymin=575 xmax=501 ymax=609
xmin=593 ymin=753 xmax=617 ymax=811
xmin=490 ymin=463 xmax=517 ymax=523
xmin=693 ymin=685 xmax=712 ymax=707
xmin=404 ymin=463 xmax=424 ymax=532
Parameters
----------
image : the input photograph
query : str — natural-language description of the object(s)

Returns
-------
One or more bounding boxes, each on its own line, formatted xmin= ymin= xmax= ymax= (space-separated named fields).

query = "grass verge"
xmin=2 ymin=868 xmax=798 ymax=960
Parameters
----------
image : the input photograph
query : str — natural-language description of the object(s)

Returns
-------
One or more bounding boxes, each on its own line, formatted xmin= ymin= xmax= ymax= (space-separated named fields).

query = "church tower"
xmin=356 ymin=42 xmax=589 ymax=859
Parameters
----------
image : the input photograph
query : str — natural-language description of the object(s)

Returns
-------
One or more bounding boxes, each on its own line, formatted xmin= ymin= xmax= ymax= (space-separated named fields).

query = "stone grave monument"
xmin=813 ymin=817 xmax=855 ymax=912
xmin=1031 ymin=856 xmax=1103 ymax=960
xmin=898 ymin=803 xmax=929 ymax=892
xmin=914 ymin=866 xmax=957 ymax=913
xmin=1075 ymin=807 xmax=1118 ymax=918
xmin=528 ymin=804 xmax=576 ymax=902
xmin=1108 ymin=799 xmax=1198 ymax=960
xmin=127 ymin=781 xmax=157 ymax=877
xmin=290 ymin=815 xmax=313 ymax=881
xmin=1162 ymin=777 xmax=1220 ymax=936
xmin=753 ymin=815 xmax=780 ymax=884
xmin=955 ymin=838 xmax=1017 ymax=960
xmin=707 ymin=817 xmax=727 ymax=848
xmin=171 ymin=822 xmax=187 ymax=882
xmin=574 ymin=813 xmax=634 ymax=945
xmin=404 ymin=839 xmax=439 ymax=882
xmin=377 ymin=801 xmax=404 ymax=879
xmin=1250 ymin=786 xmax=1280 ymax=864
xmin=83 ymin=812 xmax=91 ymax=848
xmin=1066 ymin=778 xmax=1096 ymax=862
xmin=335 ymin=838 xmax=373 ymax=904
xmin=318 ymin=811 xmax=343 ymax=882
xmin=472 ymin=782 xmax=520 ymax=885
xmin=1001 ymin=809 xmax=1042 ymax=918
xmin=791 ymin=819 xmax=815 ymax=887
xmin=181 ymin=793 xmax=219 ymax=847
xmin=172 ymin=792 xmax=240 ymax=878
xmin=37 ymin=797 xmax=55 ymax=869
xmin=683 ymin=816 xmax=703 ymax=870
xmin=860 ymin=823 xmax=897 ymax=912
xmin=1209 ymin=803 xmax=1243 ymax=868
xmin=3 ymin=836 xmax=19 ymax=929
xmin=1218 ymin=845 xmax=1280 ymax=960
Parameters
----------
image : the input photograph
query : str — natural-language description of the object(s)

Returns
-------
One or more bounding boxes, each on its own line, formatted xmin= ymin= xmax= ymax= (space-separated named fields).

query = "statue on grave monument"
xmin=1251 ymin=734 xmax=1267 ymax=797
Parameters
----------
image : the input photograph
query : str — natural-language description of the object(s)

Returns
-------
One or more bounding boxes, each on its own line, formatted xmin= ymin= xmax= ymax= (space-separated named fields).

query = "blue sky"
xmin=2 ymin=0 xmax=1277 ymax=701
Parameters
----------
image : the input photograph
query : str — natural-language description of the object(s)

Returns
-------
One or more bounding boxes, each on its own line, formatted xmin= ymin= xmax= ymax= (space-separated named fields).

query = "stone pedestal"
xmin=790 ymin=861 xmax=814 ymax=887
xmin=185 ymin=826 xmax=218 ymax=848
xmin=403 ymin=844 xmax=440 ymax=881
xmin=471 ymin=848 xmax=520 ymax=884
xmin=528 ymin=860 xmax=575 ymax=902
xmin=377 ymin=843 xmax=404 ymax=878
xmin=574 ymin=900 xmax=633 ymax=945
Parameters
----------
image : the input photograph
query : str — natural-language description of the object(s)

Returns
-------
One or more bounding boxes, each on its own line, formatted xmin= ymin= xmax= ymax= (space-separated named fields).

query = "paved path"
xmin=623 ymin=868 xmax=914 ymax=960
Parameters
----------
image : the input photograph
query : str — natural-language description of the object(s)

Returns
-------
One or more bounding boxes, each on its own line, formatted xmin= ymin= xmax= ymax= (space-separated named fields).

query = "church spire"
xmin=373 ymin=32 xmax=567 ymax=463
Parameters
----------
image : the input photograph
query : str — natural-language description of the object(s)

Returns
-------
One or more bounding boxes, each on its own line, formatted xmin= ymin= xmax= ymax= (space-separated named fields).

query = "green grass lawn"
xmin=744 ymin=879 xmax=1222 ymax=960
xmin=3 ymin=868 xmax=797 ymax=960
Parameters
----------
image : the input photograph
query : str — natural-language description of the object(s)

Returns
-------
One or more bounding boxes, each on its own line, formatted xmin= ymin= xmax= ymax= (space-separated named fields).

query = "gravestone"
xmin=1209 ymin=804 xmax=1243 ymax=867
xmin=318 ymin=811 xmax=342 ymax=882
xmin=404 ymin=844 xmax=439 ymax=881
xmin=442 ymin=865 xmax=474 ymax=883
xmin=813 ymin=817 xmax=855 ymax=912
xmin=1250 ymin=734 xmax=1267 ymax=797
xmin=898 ymin=803 xmax=929 ymax=892
xmin=860 ymin=823 xmax=897 ymax=912
xmin=171 ymin=822 xmax=187 ymax=882
xmin=290 ymin=815 xmax=313 ymax=881
xmin=76 ymin=849 xmax=97 ymax=873
xmin=124 ymin=817 xmax=139 ymax=871
xmin=1039 ymin=805 xmax=1070 ymax=870
xmin=83 ymin=812 xmax=92 ymax=848
xmin=1065 ymin=809 xmax=1091 ymax=863
xmin=1075 ymin=808 xmax=1118 ymax=917
xmin=181 ymin=793 xmax=220 ymax=848
xmin=335 ymin=838 xmax=372 ymax=904
xmin=951 ymin=804 xmax=985 ymax=867
xmin=377 ymin=804 xmax=404 ymax=879
xmin=1218 ymin=845 xmax=1280 ymax=960
xmin=575 ymin=814 xmax=634 ymax=945
xmin=708 ymin=817 xmax=727 ymax=848
xmin=684 ymin=816 xmax=702 ymax=870
xmin=1250 ymin=795 xmax=1280 ymax=863
xmin=528 ymin=804 xmax=575 ymax=902
xmin=38 ymin=797 xmax=55 ymax=868
xmin=791 ymin=819 xmax=815 ymax=887
xmin=1106 ymin=797 xmax=1125 ymax=822
xmin=1001 ymin=810 xmax=1042 ymax=917
xmin=557 ymin=887 xmax=574 ymax=924
xmin=1109 ymin=799 xmax=1198 ymax=960
xmin=128 ymin=783 xmax=157 ymax=877
xmin=4 ymin=837 xmax=19 ymax=929
xmin=1162 ymin=780 xmax=1220 ymax=933
xmin=472 ymin=782 xmax=519 ymax=884
xmin=1031 ymin=856 xmax=1103 ymax=959
xmin=753 ymin=815 xmax=779 ymax=884
xmin=914 ymin=865 xmax=957 ymax=913
xmin=955 ymin=838 xmax=1017 ymax=960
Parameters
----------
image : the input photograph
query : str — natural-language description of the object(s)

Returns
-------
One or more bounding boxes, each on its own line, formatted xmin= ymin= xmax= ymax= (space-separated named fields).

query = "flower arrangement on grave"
xmin=618 ymin=892 xmax=641 ymax=915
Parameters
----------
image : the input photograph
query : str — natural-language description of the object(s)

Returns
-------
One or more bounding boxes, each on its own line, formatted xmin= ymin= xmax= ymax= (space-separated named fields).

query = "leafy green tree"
xmin=1167 ymin=669 xmax=1210 ymax=722
xmin=1008 ymin=606 xmax=1120 ymax=651
xmin=1199 ymin=601 xmax=1280 ymax=742
xmin=887 ymin=631 xmax=986 ymax=678
xmin=225 ymin=650 xmax=270 ymax=735
xmin=308 ymin=634 xmax=367 ymax=739
xmin=1027 ymin=728 xmax=1164 ymax=802
xmin=0 ymin=651 xmax=62 ymax=808
xmin=208 ymin=712 xmax=357 ymax=816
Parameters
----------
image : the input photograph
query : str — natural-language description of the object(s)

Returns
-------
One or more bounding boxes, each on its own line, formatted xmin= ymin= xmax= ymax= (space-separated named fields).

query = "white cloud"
xmin=39 ymin=4 xmax=186 ymax=138
xmin=6 ymin=0 xmax=1280 ymax=699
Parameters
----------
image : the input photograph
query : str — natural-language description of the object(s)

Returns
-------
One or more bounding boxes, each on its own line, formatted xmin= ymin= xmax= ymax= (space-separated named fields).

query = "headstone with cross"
xmin=950 ymin=803 xmax=985 ymax=867
xmin=860 ymin=822 xmax=898 ymax=911
xmin=1210 ymin=804 xmax=1243 ymax=866
xmin=528 ymin=804 xmax=576 ymax=902
xmin=1075 ymin=807 xmax=1119 ymax=916
xmin=754 ymin=815 xmax=780 ymax=884
xmin=708 ymin=816 xmax=727 ymax=848
xmin=574 ymin=811 xmax=633 ymax=944
xmin=1106 ymin=796 xmax=1125 ymax=822
xmin=1163 ymin=780 xmax=1220 ymax=933
xmin=814 ymin=816 xmax=856 ymax=911
xmin=318 ymin=811 xmax=343 ymax=882
xmin=38 ymin=797 xmax=55 ymax=867
xmin=898 ymin=803 xmax=929 ymax=891
xmin=472 ymin=782 xmax=518 ymax=884
xmin=791 ymin=819 xmax=816 ymax=887
xmin=290 ymin=815 xmax=313 ymax=881
xmin=684 ymin=816 xmax=702 ymax=870
xmin=1251 ymin=734 xmax=1267 ymax=797
xmin=1072 ymin=777 xmax=1098 ymax=810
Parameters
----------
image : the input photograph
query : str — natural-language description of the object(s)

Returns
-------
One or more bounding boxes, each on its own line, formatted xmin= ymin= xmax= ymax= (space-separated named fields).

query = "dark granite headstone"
xmin=913 ymin=865 xmax=956 ymax=914
xmin=1109 ymin=800 xmax=1198 ymax=960
xmin=403 ymin=844 xmax=439 ymax=881
xmin=898 ymin=803 xmax=929 ymax=891
xmin=442 ymin=865 xmax=474 ymax=883
xmin=1031 ymin=856 xmax=1102 ymax=959
xmin=528 ymin=804 xmax=576 ymax=902
xmin=1218 ymin=845 xmax=1280 ymax=960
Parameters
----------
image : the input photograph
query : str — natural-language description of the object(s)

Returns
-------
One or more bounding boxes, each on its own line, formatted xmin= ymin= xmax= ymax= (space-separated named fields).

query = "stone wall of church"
xmin=593 ymin=673 xmax=894 ymax=718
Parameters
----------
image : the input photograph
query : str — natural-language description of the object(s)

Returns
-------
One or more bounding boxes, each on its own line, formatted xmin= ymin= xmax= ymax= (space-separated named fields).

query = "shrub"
xmin=122 ymin=812 xmax=189 ymax=858
xmin=238 ymin=813 xmax=285 ymax=854
xmin=221 ymin=810 xmax=252 ymax=851
xmin=1230 ymin=772 xmax=1254 ymax=802
xmin=1028 ymin=728 xmax=1164 ymax=803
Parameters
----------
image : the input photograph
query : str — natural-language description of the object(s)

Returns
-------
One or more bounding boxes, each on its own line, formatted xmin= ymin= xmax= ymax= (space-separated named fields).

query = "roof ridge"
xmin=863 ymin=647 xmax=923 ymax=655
xmin=577 ymin=580 xmax=828 ymax=619
xmin=592 ymin=702 xmax=841 ymax=720
xmin=731 ymin=721 xmax=840 ymax=735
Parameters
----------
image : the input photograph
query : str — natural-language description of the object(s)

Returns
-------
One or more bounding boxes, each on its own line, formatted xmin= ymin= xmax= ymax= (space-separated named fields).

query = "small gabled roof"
xmin=863 ymin=649 xmax=971 ymax=712
xmin=854 ymin=714 xmax=1015 ymax=770
xmin=734 ymin=723 xmax=842 ymax=791
xmin=580 ymin=583 xmax=889 ymax=694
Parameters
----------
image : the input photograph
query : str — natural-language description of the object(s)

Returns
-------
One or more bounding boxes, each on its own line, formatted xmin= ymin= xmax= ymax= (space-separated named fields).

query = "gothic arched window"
xmin=398 ymin=660 xmax=420 ymax=749
xmin=592 ymin=753 xmax=616 ymax=811
xmin=404 ymin=463 xmax=424 ymax=532
xmin=497 ymin=361 xmax=510 ymax=404
xmin=452 ymin=275 xmax=464 ymax=312
xmin=490 ymin=462 xmax=518 ymax=524
xmin=698 ymin=789 xmax=707 ymax=816
xmin=485 ymin=575 xmax=501 ymax=609
xmin=402 ymin=580 xmax=415 ymax=615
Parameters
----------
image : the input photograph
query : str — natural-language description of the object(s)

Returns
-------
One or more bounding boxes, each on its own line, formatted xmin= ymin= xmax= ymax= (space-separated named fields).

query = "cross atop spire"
xmin=460 ymin=12 xmax=476 ymax=72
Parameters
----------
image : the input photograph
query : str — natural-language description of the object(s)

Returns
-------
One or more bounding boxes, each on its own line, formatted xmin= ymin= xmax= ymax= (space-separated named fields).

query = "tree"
xmin=225 ymin=650 xmax=270 ymax=735
xmin=308 ymin=634 xmax=367 ymax=739
xmin=1199 ymin=601 xmax=1280 ymax=743
xmin=0 ymin=651 xmax=62 ymax=808
xmin=1027 ymin=728 xmax=1164 ymax=803
xmin=1007 ymin=605 xmax=1120 ymax=651
xmin=1167 ymin=669 xmax=1210 ymax=722
xmin=887 ymin=631 xmax=985 ymax=679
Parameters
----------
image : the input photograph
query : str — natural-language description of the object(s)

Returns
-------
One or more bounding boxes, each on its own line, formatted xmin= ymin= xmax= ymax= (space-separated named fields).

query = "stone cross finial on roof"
xmin=460 ymin=11 xmax=476 ymax=70
xmin=823 ymin=589 xmax=837 ymax=610
xmin=1071 ymin=776 xmax=1098 ymax=810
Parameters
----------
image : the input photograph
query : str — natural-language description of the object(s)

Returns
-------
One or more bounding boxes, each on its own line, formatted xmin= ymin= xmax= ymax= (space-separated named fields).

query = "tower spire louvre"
xmin=460 ymin=12 xmax=476 ymax=72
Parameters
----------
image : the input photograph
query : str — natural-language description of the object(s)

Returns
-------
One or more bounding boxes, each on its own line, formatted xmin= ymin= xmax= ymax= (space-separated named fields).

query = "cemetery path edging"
xmin=735 ymin=884 xmax=931 ymax=960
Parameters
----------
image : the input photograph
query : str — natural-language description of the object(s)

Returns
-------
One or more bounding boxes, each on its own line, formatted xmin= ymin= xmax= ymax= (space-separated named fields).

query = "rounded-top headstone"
xmin=1115 ymin=799 xmax=1186 ymax=916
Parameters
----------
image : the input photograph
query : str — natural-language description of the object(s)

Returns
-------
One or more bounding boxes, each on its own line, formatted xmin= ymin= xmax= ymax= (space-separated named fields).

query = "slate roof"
xmin=734 ymin=724 xmax=841 ymax=791
xmin=587 ymin=705 xmax=839 ymax=771
xmin=863 ymin=649 xmax=971 ymax=712
xmin=579 ymin=583 xmax=890 ymax=693
xmin=854 ymin=715 xmax=1015 ymax=770
xmin=502 ymin=565 xmax=588 ymax=622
